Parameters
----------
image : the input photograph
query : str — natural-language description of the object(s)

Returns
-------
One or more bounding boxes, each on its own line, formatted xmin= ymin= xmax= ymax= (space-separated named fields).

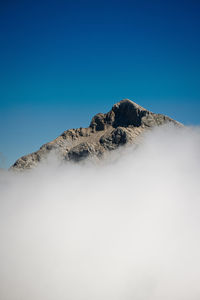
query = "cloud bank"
xmin=0 ymin=125 xmax=200 ymax=300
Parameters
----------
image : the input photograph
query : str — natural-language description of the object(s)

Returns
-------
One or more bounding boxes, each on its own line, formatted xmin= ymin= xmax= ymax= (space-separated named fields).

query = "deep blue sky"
xmin=0 ymin=0 xmax=200 ymax=168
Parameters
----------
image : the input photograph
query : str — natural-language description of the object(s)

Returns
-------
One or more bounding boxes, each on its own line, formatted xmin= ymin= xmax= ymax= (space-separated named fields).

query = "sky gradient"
xmin=0 ymin=0 xmax=200 ymax=168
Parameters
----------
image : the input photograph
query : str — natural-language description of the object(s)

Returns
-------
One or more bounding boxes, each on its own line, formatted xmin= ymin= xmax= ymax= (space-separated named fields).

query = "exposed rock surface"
xmin=11 ymin=99 xmax=182 ymax=170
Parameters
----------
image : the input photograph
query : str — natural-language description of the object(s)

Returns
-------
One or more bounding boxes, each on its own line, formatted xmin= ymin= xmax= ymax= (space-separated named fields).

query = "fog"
xmin=0 ymin=125 xmax=200 ymax=300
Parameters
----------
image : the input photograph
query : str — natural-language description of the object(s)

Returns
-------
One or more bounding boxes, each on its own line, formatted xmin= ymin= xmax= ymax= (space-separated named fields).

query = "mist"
xmin=0 ymin=125 xmax=200 ymax=300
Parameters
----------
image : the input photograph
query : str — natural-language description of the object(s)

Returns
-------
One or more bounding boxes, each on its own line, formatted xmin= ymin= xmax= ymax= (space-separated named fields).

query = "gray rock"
xmin=11 ymin=99 xmax=182 ymax=170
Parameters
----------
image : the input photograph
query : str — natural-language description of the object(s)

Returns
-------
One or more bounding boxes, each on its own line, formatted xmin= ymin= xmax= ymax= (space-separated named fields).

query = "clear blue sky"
xmin=0 ymin=0 xmax=200 ymax=168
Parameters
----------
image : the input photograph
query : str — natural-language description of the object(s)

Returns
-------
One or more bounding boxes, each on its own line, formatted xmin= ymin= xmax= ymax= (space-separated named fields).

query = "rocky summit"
xmin=11 ymin=99 xmax=182 ymax=170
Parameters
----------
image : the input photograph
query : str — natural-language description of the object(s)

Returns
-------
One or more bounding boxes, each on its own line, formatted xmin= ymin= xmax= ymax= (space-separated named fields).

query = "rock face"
xmin=11 ymin=99 xmax=182 ymax=170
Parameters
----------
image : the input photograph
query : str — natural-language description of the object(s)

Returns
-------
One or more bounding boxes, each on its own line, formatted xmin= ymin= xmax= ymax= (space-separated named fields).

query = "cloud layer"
xmin=0 ymin=125 xmax=200 ymax=300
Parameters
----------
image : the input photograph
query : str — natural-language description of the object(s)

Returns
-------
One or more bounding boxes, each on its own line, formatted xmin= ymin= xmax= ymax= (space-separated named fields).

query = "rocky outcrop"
xmin=11 ymin=99 xmax=182 ymax=170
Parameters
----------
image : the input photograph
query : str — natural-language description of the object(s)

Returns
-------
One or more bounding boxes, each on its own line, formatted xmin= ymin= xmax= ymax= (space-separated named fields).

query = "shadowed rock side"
xmin=11 ymin=99 xmax=182 ymax=170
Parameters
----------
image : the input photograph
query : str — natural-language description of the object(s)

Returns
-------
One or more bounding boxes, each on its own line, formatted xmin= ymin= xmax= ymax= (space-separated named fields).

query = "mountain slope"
xmin=11 ymin=99 xmax=182 ymax=170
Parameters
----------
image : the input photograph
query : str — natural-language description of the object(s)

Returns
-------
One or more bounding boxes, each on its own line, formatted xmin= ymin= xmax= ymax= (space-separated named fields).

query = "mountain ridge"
xmin=11 ymin=99 xmax=182 ymax=170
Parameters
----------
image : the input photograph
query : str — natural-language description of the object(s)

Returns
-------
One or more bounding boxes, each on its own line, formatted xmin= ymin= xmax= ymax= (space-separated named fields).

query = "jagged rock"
xmin=11 ymin=99 xmax=182 ymax=170
xmin=99 ymin=127 xmax=135 ymax=150
xmin=66 ymin=142 xmax=99 ymax=162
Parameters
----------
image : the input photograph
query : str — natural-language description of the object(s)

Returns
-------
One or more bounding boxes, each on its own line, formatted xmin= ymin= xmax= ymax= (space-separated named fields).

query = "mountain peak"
xmin=90 ymin=99 xmax=148 ymax=130
xmin=11 ymin=99 xmax=182 ymax=170
xmin=113 ymin=99 xmax=146 ymax=111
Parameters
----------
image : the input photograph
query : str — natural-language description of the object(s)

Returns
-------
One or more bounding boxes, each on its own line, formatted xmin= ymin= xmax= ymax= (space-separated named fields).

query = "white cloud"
xmin=0 ymin=125 xmax=200 ymax=300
